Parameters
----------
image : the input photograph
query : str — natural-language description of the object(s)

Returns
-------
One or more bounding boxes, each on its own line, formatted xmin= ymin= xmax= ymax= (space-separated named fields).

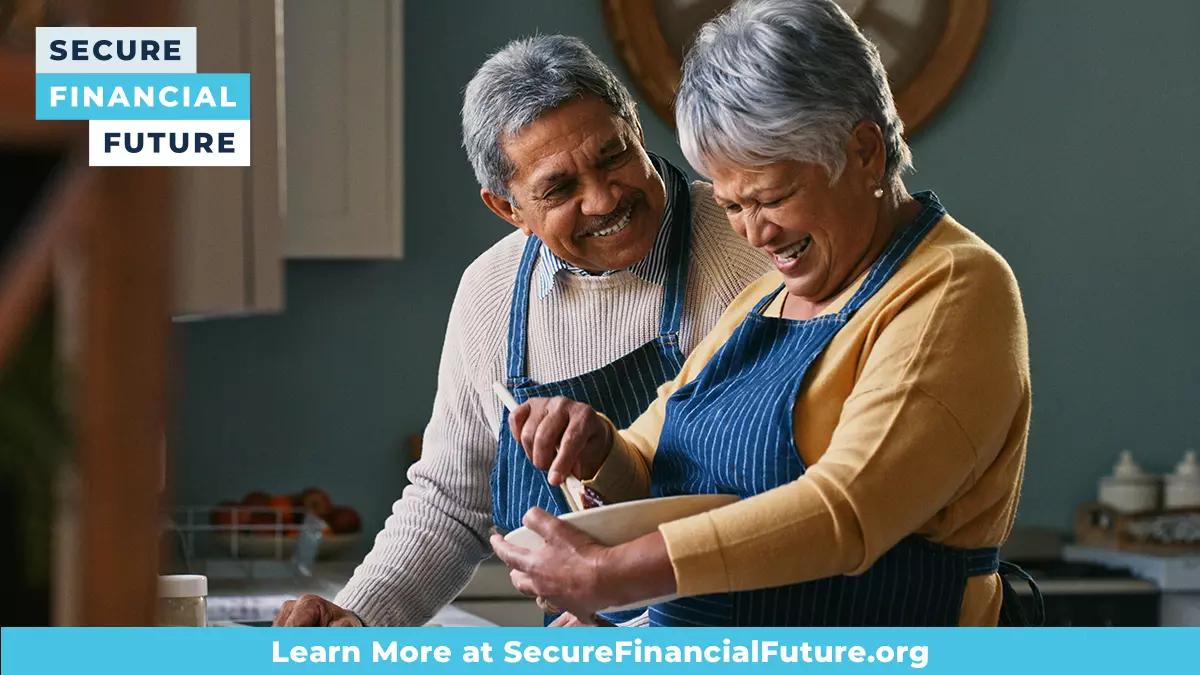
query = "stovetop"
xmin=1004 ymin=560 xmax=1157 ymax=596
xmin=1012 ymin=560 xmax=1137 ymax=580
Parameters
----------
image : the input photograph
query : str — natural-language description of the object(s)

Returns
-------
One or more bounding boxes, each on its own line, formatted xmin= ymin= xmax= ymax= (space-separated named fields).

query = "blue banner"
xmin=2 ymin=627 xmax=1198 ymax=674
xmin=35 ymin=73 xmax=250 ymax=120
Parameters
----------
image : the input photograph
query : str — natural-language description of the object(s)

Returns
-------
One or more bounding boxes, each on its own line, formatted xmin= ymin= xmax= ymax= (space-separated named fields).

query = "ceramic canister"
xmin=1098 ymin=450 xmax=1160 ymax=514
xmin=1164 ymin=449 xmax=1200 ymax=510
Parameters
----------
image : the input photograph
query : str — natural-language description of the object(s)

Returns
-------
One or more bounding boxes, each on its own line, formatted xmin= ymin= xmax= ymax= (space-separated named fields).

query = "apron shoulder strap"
xmin=504 ymin=235 xmax=543 ymax=382
xmin=655 ymin=155 xmax=694 ymax=340
xmin=750 ymin=284 xmax=787 ymax=315
xmin=839 ymin=192 xmax=947 ymax=319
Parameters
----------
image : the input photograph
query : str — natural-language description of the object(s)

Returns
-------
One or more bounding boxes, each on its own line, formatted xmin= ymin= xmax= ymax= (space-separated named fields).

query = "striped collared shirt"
xmin=536 ymin=154 xmax=684 ymax=299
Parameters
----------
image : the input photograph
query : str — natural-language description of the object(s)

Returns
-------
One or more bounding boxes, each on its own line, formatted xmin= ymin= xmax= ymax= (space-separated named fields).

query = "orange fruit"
xmin=326 ymin=506 xmax=363 ymax=534
xmin=299 ymin=487 xmax=333 ymax=518
xmin=269 ymin=495 xmax=294 ymax=524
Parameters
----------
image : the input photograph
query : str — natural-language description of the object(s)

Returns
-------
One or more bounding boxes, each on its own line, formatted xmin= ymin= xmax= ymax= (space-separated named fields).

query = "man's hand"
xmin=273 ymin=595 xmax=363 ymax=627
xmin=508 ymin=396 xmax=613 ymax=486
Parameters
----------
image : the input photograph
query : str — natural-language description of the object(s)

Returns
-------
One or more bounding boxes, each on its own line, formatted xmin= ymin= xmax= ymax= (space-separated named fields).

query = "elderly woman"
xmin=491 ymin=0 xmax=1039 ymax=627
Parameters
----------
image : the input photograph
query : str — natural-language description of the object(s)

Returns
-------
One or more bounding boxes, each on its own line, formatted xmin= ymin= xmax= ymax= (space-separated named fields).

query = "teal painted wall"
xmin=171 ymin=0 xmax=1200 ymax=544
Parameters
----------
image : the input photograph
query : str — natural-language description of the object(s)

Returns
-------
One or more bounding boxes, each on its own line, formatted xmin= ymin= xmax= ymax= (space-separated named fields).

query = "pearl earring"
xmin=872 ymin=186 xmax=884 ymax=198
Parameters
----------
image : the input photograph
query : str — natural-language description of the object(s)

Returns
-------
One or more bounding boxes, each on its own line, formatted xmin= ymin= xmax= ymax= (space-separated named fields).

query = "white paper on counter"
xmin=207 ymin=594 xmax=496 ymax=627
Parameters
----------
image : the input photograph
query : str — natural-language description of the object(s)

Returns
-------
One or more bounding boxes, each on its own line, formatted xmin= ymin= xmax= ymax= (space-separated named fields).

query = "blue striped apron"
xmin=647 ymin=192 xmax=1042 ymax=627
xmin=490 ymin=158 xmax=694 ymax=625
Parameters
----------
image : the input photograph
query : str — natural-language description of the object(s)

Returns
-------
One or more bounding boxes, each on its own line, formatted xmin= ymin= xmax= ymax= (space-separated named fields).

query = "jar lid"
xmin=1172 ymin=449 xmax=1199 ymax=479
xmin=1111 ymin=450 xmax=1147 ymax=479
xmin=158 ymin=574 xmax=207 ymax=598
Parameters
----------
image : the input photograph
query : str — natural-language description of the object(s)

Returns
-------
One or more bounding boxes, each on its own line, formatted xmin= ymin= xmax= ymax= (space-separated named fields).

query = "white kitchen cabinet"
xmin=280 ymin=0 xmax=404 ymax=259
xmin=172 ymin=0 xmax=284 ymax=318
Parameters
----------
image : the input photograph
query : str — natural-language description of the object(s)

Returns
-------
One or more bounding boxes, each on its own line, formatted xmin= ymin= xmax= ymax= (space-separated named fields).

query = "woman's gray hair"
xmin=676 ymin=0 xmax=913 ymax=191
xmin=462 ymin=35 xmax=640 ymax=199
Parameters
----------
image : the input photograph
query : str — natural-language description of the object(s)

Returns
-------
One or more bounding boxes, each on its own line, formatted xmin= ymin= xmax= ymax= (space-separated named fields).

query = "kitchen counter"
xmin=1064 ymin=545 xmax=1200 ymax=626
xmin=204 ymin=561 xmax=500 ymax=627
xmin=203 ymin=558 xmax=545 ymax=626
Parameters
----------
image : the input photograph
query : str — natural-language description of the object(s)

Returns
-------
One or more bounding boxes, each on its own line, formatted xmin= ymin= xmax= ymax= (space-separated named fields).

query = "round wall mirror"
xmin=603 ymin=0 xmax=989 ymax=136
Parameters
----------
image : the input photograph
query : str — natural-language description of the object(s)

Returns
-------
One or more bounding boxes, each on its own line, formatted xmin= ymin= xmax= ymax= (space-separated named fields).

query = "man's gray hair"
xmin=462 ymin=35 xmax=640 ymax=199
xmin=676 ymin=0 xmax=913 ymax=191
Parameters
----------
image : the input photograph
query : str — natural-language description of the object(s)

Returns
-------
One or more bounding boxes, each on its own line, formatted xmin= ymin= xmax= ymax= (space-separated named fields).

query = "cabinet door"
xmin=172 ymin=0 xmax=283 ymax=318
xmin=281 ymin=0 xmax=404 ymax=259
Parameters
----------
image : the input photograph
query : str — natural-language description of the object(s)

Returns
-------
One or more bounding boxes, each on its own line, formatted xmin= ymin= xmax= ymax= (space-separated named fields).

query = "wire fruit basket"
xmin=163 ymin=504 xmax=361 ymax=580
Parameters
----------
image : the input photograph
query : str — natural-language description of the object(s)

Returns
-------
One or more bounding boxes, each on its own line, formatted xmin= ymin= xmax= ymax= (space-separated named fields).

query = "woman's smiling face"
xmin=709 ymin=158 xmax=880 ymax=304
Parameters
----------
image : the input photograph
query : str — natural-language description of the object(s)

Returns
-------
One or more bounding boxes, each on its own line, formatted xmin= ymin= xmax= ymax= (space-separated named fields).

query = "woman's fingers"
xmin=490 ymin=533 xmax=534 ymax=572
xmin=509 ymin=569 xmax=536 ymax=597
xmin=522 ymin=506 xmax=594 ymax=549
xmin=537 ymin=597 xmax=562 ymax=616
xmin=547 ymin=611 xmax=600 ymax=627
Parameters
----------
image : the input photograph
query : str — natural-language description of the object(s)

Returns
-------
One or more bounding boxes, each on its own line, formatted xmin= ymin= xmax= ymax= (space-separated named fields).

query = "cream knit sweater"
xmin=335 ymin=181 xmax=772 ymax=626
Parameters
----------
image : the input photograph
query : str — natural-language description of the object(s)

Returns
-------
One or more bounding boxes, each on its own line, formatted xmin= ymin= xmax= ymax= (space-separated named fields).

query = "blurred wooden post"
xmin=72 ymin=0 xmax=177 ymax=626
xmin=75 ymin=166 xmax=173 ymax=626
xmin=1 ymin=0 xmax=180 ymax=626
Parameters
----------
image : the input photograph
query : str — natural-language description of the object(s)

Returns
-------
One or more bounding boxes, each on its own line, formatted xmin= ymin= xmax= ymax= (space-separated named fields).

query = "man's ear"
xmin=481 ymin=189 xmax=531 ymax=235
xmin=630 ymin=107 xmax=646 ymax=145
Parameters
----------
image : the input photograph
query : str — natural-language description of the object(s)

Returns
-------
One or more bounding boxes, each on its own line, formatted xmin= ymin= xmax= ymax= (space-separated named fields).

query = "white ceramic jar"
xmin=156 ymin=574 xmax=208 ymax=627
xmin=1164 ymin=449 xmax=1200 ymax=510
xmin=1097 ymin=450 xmax=1160 ymax=514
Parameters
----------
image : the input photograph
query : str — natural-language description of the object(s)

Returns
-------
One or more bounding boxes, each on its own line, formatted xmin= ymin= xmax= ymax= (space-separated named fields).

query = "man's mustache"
xmin=579 ymin=191 xmax=644 ymax=235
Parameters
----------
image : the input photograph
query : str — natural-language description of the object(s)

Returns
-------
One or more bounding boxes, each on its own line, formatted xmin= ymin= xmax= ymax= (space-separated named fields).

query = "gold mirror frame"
xmin=602 ymin=0 xmax=989 ymax=137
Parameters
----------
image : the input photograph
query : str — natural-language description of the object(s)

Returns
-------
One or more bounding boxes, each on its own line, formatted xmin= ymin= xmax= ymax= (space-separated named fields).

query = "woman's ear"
xmin=847 ymin=120 xmax=887 ymax=177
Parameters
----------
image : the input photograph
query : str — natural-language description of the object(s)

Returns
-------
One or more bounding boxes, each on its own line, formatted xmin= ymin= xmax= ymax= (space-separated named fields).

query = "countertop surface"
xmin=203 ymin=560 xmax=499 ymax=626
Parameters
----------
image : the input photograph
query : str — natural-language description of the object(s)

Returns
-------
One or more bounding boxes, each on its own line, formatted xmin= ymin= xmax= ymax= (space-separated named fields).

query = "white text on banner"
xmin=5 ymin=627 xmax=1200 ymax=675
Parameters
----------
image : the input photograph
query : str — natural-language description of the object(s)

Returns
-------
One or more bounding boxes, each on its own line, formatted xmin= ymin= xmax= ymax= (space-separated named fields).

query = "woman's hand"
xmin=490 ymin=507 xmax=677 ymax=619
xmin=547 ymin=612 xmax=615 ymax=627
xmin=509 ymin=396 xmax=612 ymax=486
xmin=491 ymin=507 xmax=612 ymax=618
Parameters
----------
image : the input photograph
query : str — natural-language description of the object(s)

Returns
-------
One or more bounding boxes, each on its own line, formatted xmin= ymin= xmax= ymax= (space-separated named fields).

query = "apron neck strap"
xmin=653 ymin=154 xmax=694 ymax=340
xmin=838 ymin=191 xmax=946 ymax=318
xmin=751 ymin=284 xmax=786 ymax=315
xmin=504 ymin=235 xmax=542 ymax=382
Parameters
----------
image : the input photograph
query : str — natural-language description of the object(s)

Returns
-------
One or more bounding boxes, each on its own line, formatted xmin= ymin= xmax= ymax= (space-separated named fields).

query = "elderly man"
xmin=273 ymin=34 xmax=769 ymax=627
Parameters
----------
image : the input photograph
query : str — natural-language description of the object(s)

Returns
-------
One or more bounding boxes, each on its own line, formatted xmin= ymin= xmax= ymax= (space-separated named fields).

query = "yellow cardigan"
xmin=585 ymin=213 xmax=1031 ymax=626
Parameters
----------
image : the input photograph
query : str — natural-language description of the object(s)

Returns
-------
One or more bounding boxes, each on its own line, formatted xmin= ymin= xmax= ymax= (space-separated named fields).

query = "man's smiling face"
xmin=484 ymin=95 xmax=666 ymax=273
